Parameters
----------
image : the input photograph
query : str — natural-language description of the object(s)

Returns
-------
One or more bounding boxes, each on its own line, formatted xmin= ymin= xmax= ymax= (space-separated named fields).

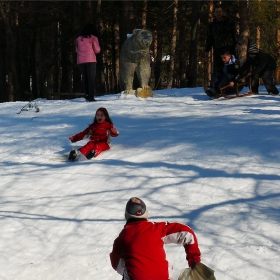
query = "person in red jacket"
xmin=68 ymin=107 xmax=119 ymax=161
xmin=110 ymin=197 xmax=201 ymax=280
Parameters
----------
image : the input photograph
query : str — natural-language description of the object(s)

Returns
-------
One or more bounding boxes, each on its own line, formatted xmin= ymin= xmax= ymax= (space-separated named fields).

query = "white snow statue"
xmin=120 ymin=29 xmax=153 ymax=98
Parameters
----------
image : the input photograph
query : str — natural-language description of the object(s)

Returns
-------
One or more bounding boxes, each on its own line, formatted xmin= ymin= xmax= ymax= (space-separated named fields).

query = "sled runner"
xmin=219 ymin=73 xmax=253 ymax=99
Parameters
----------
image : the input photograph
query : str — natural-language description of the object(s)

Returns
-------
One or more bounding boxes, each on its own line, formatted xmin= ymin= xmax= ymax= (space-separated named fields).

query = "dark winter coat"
xmin=222 ymin=55 xmax=239 ymax=76
xmin=239 ymin=50 xmax=277 ymax=77
xmin=205 ymin=17 xmax=239 ymax=53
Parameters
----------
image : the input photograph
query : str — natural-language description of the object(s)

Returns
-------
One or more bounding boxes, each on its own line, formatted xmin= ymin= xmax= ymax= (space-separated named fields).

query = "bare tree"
xmin=187 ymin=0 xmax=201 ymax=87
xmin=167 ymin=0 xmax=178 ymax=89
xmin=178 ymin=1 xmax=188 ymax=88
xmin=0 ymin=2 xmax=19 ymax=101
xmin=238 ymin=0 xmax=250 ymax=65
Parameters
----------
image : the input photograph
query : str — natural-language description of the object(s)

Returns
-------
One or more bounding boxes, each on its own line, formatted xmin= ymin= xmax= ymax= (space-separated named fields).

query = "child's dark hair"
xmin=80 ymin=23 xmax=99 ymax=39
xmin=214 ymin=3 xmax=223 ymax=10
xmin=92 ymin=107 xmax=113 ymax=125
xmin=221 ymin=50 xmax=232 ymax=56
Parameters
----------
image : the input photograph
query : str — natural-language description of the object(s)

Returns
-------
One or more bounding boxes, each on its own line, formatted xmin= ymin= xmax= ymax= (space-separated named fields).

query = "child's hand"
xmin=111 ymin=126 xmax=118 ymax=134
xmin=229 ymin=82 xmax=234 ymax=87
xmin=69 ymin=136 xmax=74 ymax=141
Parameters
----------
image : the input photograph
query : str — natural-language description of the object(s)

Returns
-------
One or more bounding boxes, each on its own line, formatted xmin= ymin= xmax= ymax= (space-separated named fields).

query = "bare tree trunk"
xmin=167 ymin=0 xmax=178 ymax=89
xmin=72 ymin=1 xmax=82 ymax=93
xmin=276 ymin=0 xmax=280 ymax=84
xmin=178 ymin=1 xmax=188 ymax=88
xmin=187 ymin=0 xmax=201 ymax=87
xmin=120 ymin=1 xmax=134 ymax=46
xmin=0 ymin=19 xmax=7 ymax=102
xmin=18 ymin=3 xmax=31 ymax=100
xmin=30 ymin=14 xmax=39 ymax=99
xmin=114 ymin=22 xmax=120 ymax=92
xmin=142 ymin=0 xmax=147 ymax=28
xmin=204 ymin=1 xmax=213 ymax=90
xmin=154 ymin=19 xmax=163 ymax=90
xmin=53 ymin=17 xmax=60 ymax=93
xmin=96 ymin=1 xmax=106 ymax=94
xmin=0 ymin=2 xmax=20 ymax=101
xmin=239 ymin=0 xmax=250 ymax=65
xmin=60 ymin=21 xmax=73 ymax=93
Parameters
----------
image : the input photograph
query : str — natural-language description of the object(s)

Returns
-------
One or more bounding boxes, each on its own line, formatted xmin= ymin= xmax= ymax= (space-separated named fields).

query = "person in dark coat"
xmin=204 ymin=5 xmax=240 ymax=72
xmin=205 ymin=50 xmax=239 ymax=99
xmin=237 ymin=44 xmax=279 ymax=95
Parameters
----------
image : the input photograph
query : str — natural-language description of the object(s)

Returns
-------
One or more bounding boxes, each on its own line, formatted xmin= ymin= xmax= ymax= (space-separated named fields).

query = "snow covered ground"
xmin=0 ymin=86 xmax=280 ymax=280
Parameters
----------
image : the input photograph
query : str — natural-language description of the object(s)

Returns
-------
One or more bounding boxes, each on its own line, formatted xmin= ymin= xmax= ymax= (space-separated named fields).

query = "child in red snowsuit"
xmin=68 ymin=107 xmax=119 ymax=161
xmin=110 ymin=197 xmax=201 ymax=280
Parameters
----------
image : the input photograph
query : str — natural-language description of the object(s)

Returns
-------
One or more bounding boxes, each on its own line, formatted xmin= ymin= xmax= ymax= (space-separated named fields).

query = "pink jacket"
xmin=76 ymin=35 xmax=101 ymax=64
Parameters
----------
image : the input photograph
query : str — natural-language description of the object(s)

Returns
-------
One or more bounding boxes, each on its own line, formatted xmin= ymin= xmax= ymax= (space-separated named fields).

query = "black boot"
xmin=86 ymin=150 xmax=96 ymax=160
xmin=68 ymin=150 xmax=77 ymax=161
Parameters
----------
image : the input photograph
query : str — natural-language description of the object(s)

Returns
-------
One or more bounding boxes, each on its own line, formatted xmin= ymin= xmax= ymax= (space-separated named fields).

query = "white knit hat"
xmin=248 ymin=44 xmax=259 ymax=54
xmin=125 ymin=197 xmax=149 ymax=221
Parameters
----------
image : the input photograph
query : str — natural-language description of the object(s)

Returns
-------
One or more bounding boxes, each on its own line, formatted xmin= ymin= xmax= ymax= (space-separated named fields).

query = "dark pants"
xmin=78 ymin=63 xmax=97 ymax=100
xmin=210 ymin=71 xmax=235 ymax=89
xmin=251 ymin=69 xmax=279 ymax=94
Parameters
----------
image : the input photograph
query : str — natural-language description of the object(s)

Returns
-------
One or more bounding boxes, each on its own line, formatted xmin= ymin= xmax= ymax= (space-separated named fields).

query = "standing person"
xmin=204 ymin=4 xmax=240 ymax=72
xmin=237 ymin=44 xmax=279 ymax=95
xmin=76 ymin=23 xmax=101 ymax=102
xmin=110 ymin=197 xmax=201 ymax=280
xmin=206 ymin=50 xmax=240 ymax=98
xmin=68 ymin=107 xmax=119 ymax=161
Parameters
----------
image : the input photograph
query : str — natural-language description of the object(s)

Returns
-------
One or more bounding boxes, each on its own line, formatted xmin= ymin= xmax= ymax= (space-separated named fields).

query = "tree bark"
xmin=167 ymin=0 xmax=178 ymax=89
xmin=0 ymin=2 xmax=20 ymax=101
xmin=178 ymin=1 xmax=188 ymax=88
xmin=187 ymin=0 xmax=201 ymax=88
xmin=238 ymin=0 xmax=250 ymax=65
xmin=204 ymin=1 xmax=213 ymax=89
xmin=0 ymin=19 xmax=7 ymax=102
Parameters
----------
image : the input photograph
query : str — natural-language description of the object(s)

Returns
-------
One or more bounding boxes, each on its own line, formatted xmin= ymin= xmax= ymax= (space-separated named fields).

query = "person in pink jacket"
xmin=76 ymin=23 xmax=101 ymax=102
xmin=110 ymin=197 xmax=201 ymax=280
xmin=68 ymin=107 xmax=119 ymax=161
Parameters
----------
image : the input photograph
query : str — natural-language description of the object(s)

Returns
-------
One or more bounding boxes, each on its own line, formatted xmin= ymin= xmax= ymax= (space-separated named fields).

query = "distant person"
xmin=204 ymin=4 xmax=240 ymax=71
xmin=237 ymin=44 xmax=279 ymax=95
xmin=110 ymin=197 xmax=201 ymax=280
xmin=206 ymin=50 xmax=240 ymax=99
xmin=68 ymin=107 xmax=119 ymax=161
xmin=76 ymin=23 xmax=101 ymax=102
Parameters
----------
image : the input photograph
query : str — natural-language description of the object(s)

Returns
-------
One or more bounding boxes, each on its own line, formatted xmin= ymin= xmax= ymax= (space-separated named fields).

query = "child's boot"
xmin=86 ymin=150 xmax=96 ymax=160
xmin=68 ymin=150 xmax=77 ymax=161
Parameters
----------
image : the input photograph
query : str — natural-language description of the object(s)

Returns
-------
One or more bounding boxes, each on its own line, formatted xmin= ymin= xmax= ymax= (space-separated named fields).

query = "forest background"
xmin=0 ymin=0 xmax=279 ymax=102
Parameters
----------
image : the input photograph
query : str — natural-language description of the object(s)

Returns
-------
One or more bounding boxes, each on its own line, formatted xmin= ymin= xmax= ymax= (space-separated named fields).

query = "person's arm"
xmin=238 ymin=58 xmax=251 ymax=77
xmin=69 ymin=126 xmax=91 ymax=143
xmin=110 ymin=236 xmax=125 ymax=275
xmin=160 ymin=222 xmax=201 ymax=267
xmin=92 ymin=36 xmax=101 ymax=54
xmin=204 ymin=23 xmax=213 ymax=54
xmin=110 ymin=124 xmax=119 ymax=137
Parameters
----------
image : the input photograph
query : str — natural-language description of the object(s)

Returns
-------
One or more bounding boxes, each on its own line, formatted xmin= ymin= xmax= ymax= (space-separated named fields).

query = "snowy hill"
xmin=0 ymin=87 xmax=280 ymax=280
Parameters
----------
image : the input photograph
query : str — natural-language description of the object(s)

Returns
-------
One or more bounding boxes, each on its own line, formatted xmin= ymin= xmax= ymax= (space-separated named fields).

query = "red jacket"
xmin=110 ymin=219 xmax=201 ymax=280
xmin=71 ymin=121 xmax=119 ymax=145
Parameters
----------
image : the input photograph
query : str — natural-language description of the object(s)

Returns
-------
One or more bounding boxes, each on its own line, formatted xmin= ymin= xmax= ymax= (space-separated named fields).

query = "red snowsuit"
xmin=70 ymin=121 xmax=119 ymax=157
xmin=110 ymin=219 xmax=201 ymax=280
